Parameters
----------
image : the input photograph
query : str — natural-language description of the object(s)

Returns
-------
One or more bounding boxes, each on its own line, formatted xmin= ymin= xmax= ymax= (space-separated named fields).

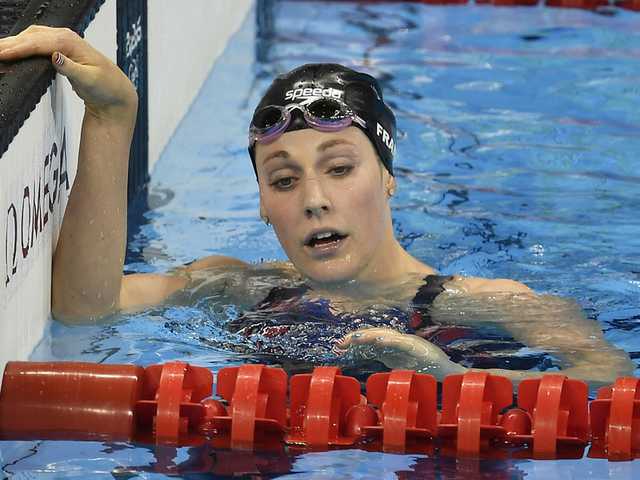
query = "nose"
xmin=302 ymin=176 xmax=331 ymax=219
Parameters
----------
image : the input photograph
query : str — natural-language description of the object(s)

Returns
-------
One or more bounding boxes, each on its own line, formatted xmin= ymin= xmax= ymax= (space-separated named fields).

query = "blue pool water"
xmin=3 ymin=1 xmax=640 ymax=478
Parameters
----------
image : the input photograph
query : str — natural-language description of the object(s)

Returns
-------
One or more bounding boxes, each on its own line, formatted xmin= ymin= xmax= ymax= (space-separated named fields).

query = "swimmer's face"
xmin=255 ymin=127 xmax=396 ymax=285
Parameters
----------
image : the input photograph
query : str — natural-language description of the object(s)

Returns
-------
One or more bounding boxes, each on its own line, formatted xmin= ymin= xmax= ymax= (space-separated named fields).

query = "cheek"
xmin=262 ymin=187 xmax=292 ymax=220
xmin=262 ymin=193 xmax=301 ymax=249
xmin=340 ymin=180 xmax=387 ymax=228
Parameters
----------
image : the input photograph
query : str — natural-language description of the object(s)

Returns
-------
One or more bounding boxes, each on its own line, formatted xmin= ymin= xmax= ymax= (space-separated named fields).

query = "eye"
xmin=329 ymin=165 xmax=353 ymax=176
xmin=271 ymin=176 xmax=296 ymax=190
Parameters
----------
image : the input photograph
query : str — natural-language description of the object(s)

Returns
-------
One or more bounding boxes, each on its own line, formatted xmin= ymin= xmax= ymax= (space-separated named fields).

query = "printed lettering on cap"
xmin=376 ymin=122 xmax=395 ymax=154
xmin=284 ymin=86 xmax=344 ymax=102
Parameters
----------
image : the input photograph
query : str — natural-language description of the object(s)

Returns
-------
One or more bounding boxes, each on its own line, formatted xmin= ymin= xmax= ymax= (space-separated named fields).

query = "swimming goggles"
xmin=249 ymin=97 xmax=367 ymax=145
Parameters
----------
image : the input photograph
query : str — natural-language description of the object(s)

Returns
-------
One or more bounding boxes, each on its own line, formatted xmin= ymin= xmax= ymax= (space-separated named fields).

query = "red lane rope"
xmin=1 ymin=361 xmax=639 ymax=461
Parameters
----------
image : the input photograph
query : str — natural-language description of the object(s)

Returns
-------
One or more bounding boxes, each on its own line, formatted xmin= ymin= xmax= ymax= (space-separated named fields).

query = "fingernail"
xmin=54 ymin=52 xmax=64 ymax=66
xmin=352 ymin=333 xmax=362 ymax=339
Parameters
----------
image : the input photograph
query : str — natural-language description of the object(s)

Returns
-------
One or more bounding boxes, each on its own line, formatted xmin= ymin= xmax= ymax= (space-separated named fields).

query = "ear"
xmin=384 ymin=172 xmax=396 ymax=197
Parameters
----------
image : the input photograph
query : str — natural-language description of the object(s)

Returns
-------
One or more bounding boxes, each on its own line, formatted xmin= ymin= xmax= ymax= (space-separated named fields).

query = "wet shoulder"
xmin=427 ymin=274 xmax=537 ymax=328
xmin=173 ymin=260 xmax=305 ymax=309
xmin=437 ymin=275 xmax=533 ymax=297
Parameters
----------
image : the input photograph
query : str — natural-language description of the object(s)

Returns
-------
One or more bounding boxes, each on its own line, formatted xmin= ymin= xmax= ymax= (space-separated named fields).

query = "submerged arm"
xmin=441 ymin=277 xmax=634 ymax=386
xmin=338 ymin=277 xmax=634 ymax=389
xmin=481 ymin=303 xmax=634 ymax=386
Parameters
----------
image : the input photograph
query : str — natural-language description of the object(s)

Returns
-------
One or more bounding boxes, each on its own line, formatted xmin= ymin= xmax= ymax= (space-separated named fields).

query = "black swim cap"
xmin=248 ymin=63 xmax=396 ymax=178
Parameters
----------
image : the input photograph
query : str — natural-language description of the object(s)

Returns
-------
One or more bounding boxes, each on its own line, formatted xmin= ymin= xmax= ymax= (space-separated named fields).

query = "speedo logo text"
xmin=284 ymin=87 xmax=344 ymax=101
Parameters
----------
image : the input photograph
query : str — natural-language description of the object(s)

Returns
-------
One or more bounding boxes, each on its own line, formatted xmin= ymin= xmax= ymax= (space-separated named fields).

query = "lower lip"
xmin=304 ymin=236 xmax=349 ymax=258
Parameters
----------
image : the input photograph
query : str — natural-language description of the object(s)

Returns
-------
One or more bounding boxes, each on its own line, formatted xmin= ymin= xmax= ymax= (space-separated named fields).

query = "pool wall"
xmin=0 ymin=0 xmax=253 ymax=372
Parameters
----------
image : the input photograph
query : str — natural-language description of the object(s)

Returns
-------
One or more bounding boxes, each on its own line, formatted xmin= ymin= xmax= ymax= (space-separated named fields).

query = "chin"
xmin=298 ymin=259 xmax=362 ymax=286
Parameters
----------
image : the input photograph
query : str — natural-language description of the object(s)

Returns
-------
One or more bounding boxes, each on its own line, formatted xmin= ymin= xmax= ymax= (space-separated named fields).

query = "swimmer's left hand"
xmin=335 ymin=327 xmax=467 ymax=378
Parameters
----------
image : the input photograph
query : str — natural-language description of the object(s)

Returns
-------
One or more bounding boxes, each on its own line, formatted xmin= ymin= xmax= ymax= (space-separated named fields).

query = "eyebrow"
xmin=317 ymin=139 xmax=357 ymax=153
xmin=262 ymin=150 xmax=290 ymax=166
xmin=261 ymin=139 xmax=357 ymax=167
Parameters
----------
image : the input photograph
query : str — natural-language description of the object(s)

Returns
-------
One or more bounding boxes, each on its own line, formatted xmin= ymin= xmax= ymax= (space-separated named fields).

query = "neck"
xmin=307 ymin=237 xmax=436 ymax=297
xmin=358 ymin=237 xmax=434 ymax=284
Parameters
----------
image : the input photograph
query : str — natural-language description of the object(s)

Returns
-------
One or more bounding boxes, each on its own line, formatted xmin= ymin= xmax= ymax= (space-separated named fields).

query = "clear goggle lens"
xmin=249 ymin=98 xmax=366 ymax=145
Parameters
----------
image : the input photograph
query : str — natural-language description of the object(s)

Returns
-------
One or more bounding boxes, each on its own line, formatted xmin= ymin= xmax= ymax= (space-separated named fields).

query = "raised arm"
xmin=1 ymin=26 xmax=137 ymax=320
xmin=1 ymin=26 xmax=250 ymax=321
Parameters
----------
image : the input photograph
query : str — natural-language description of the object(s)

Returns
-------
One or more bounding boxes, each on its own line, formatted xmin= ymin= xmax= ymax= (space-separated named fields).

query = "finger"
xmin=338 ymin=333 xmax=421 ymax=370
xmin=346 ymin=327 xmax=397 ymax=339
xmin=0 ymin=25 xmax=50 ymax=48
xmin=0 ymin=36 xmax=16 ymax=47
xmin=338 ymin=328 xmax=383 ymax=348
xmin=336 ymin=330 xmax=370 ymax=349
xmin=332 ymin=342 xmax=347 ymax=356
xmin=337 ymin=330 xmax=414 ymax=359
xmin=375 ymin=349 xmax=417 ymax=370
xmin=51 ymin=51 xmax=84 ymax=80
xmin=334 ymin=330 xmax=375 ymax=352
xmin=0 ymin=37 xmax=19 ymax=58
xmin=0 ymin=40 xmax=52 ymax=60
xmin=341 ymin=328 xmax=400 ymax=346
xmin=0 ymin=32 xmax=51 ymax=58
xmin=0 ymin=27 xmax=77 ymax=61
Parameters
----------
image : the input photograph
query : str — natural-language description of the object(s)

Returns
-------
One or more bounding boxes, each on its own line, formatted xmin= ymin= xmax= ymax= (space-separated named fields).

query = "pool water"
xmin=3 ymin=1 xmax=640 ymax=478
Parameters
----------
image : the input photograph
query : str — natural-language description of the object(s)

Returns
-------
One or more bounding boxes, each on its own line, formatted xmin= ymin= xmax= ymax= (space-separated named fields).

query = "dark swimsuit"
xmin=227 ymin=275 xmax=556 ymax=375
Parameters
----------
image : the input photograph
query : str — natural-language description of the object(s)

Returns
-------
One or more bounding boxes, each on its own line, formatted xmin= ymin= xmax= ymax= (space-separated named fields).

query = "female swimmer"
xmin=0 ymin=26 xmax=633 ymax=386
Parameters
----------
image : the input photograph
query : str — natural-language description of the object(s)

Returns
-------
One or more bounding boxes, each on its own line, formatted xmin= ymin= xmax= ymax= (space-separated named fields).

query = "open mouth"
xmin=304 ymin=231 xmax=348 ymax=249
